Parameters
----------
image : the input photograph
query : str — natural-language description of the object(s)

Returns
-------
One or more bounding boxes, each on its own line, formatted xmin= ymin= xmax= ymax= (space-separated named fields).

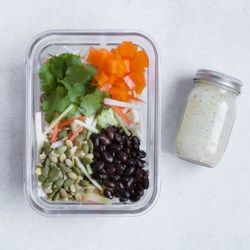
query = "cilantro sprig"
xmin=39 ymin=53 xmax=107 ymax=123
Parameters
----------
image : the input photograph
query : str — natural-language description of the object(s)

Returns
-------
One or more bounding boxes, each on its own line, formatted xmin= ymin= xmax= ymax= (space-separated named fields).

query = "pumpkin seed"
xmin=58 ymin=163 xmax=68 ymax=174
xmin=36 ymin=167 xmax=42 ymax=175
xmin=66 ymin=139 xmax=73 ymax=148
xmin=67 ymin=171 xmax=78 ymax=180
xmin=38 ymin=175 xmax=46 ymax=182
xmin=41 ymin=165 xmax=50 ymax=177
xmin=42 ymin=180 xmax=53 ymax=188
xmin=39 ymin=152 xmax=47 ymax=161
xmin=55 ymin=146 xmax=67 ymax=154
xmin=81 ymin=154 xmax=93 ymax=165
xmin=44 ymin=158 xmax=51 ymax=168
xmin=75 ymin=149 xmax=84 ymax=158
xmin=58 ymin=170 xmax=63 ymax=178
xmin=72 ymin=167 xmax=81 ymax=175
xmin=65 ymin=148 xmax=72 ymax=159
xmin=47 ymin=192 xmax=55 ymax=200
xmin=47 ymin=175 xmax=60 ymax=182
xmin=75 ymin=192 xmax=82 ymax=201
xmin=63 ymin=197 xmax=69 ymax=201
xmin=75 ymin=183 xmax=83 ymax=191
xmin=65 ymin=159 xmax=73 ymax=168
xmin=59 ymin=153 xmax=66 ymax=163
xmin=67 ymin=193 xmax=73 ymax=199
xmin=59 ymin=188 xmax=67 ymax=198
xmin=79 ymin=180 xmax=90 ymax=187
xmin=49 ymin=167 xmax=60 ymax=178
xmin=82 ymin=143 xmax=89 ymax=154
xmin=43 ymin=142 xmax=52 ymax=154
xmin=63 ymin=178 xmax=74 ymax=188
xmin=75 ymin=133 xmax=85 ymax=142
xmin=58 ymin=130 xmax=67 ymax=139
xmin=43 ymin=187 xmax=53 ymax=194
xmin=87 ymin=139 xmax=94 ymax=153
xmin=70 ymin=184 xmax=77 ymax=193
xmin=49 ymin=153 xmax=58 ymax=164
xmin=53 ymin=178 xmax=64 ymax=190
xmin=52 ymin=191 xmax=60 ymax=201
xmin=70 ymin=146 xmax=78 ymax=155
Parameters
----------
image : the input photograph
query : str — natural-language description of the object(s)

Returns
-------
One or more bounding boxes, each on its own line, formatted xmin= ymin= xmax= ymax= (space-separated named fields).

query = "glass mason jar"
xmin=176 ymin=69 xmax=242 ymax=167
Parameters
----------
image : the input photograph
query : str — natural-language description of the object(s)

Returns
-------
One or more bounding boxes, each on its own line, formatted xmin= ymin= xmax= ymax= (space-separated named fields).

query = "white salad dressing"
xmin=176 ymin=70 xmax=242 ymax=167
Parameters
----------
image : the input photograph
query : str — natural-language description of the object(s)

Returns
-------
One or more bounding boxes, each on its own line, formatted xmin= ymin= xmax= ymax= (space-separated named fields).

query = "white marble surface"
xmin=1 ymin=1 xmax=250 ymax=249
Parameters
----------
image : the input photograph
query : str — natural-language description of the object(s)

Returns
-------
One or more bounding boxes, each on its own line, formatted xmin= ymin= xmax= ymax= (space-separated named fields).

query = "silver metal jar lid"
xmin=194 ymin=69 xmax=243 ymax=94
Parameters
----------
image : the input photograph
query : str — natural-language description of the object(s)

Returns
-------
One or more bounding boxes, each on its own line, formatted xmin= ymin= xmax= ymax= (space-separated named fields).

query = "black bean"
xmin=124 ymin=147 xmax=130 ymax=155
xmin=137 ymin=159 xmax=145 ymax=168
xmin=131 ymin=136 xmax=140 ymax=146
xmin=98 ymin=144 xmax=106 ymax=152
xmin=126 ymin=157 xmax=137 ymax=166
xmin=94 ymin=160 xmax=105 ymax=171
xmin=101 ymin=151 xmax=113 ymax=163
xmin=123 ymin=166 xmax=135 ymax=177
xmin=111 ymin=175 xmax=120 ymax=182
xmin=115 ymin=133 xmax=123 ymax=142
xmin=108 ymin=143 xmax=122 ymax=153
xmin=106 ymin=126 xmax=115 ymax=140
xmin=93 ymin=151 xmax=100 ymax=159
xmin=142 ymin=176 xmax=149 ymax=189
xmin=104 ymin=189 xmax=113 ymax=199
xmin=125 ymin=139 xmax=132 ymax=147
xmin=105 ymin=164 xmax=116 ymax=175
xmin=130 ymin=194 xmax=140 ymax=202
xmin=138 ymin=189 xmax=144 ymax=197
xmin=92 ymin=135 xmax=100 ymax=147
xmin=116 ymin=164 xmax=124 ymax=175
xmin=123 ymin=177 xmax=135 ymax=190
xmin=100 ymin=167 xmax=108 ymax=174
xmin=130 ymin=150 xmax=139 ymax=157
xmin=119 ymin=197 xmax=129 ymax=203
xmin=92 ymin=172 xmax=103 ymax=182
xmin=113 ymin=158 xmax=121 ymax=164
xmin=144 ymin=170 xmax=149 ymax=177
xmin=135 ymin=168 xmax=143 ymax=181
xmin=104 ymin=180 xmax=115 ymax=189
xmin=99 ymin=134 xmax=111 ymax=145
xmin=115 ymin=181 xmax=125 ymax=190
xmin=118 ymin=189 xmax=130 ymax=200
xmin=102 ymin=174 xmax=109 ymax=181
xmin=138 ymin=150 xmax=146 ymax=158
xmin=116 ymin=151 xmax=128 ymax=162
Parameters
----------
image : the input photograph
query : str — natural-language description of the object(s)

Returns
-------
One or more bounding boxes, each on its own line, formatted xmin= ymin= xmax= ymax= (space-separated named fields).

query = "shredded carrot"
xmin=129 ymin=95 xmax=145 ymax=103
xmin=111 ymin=106 xmax=132 ymax=125
xmin=69 ymin=127 xmax=84 ymax=142
xmin=51 ymin=123 xmax=59 ymax=143
xmin=58 ymin=118 xmax=74 ymax=129
xmin=58 ymin=116 xmax=86 ymax=129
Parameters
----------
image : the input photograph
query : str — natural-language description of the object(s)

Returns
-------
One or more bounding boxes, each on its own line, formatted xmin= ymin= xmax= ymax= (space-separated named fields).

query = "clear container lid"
xmin=25 ymin=30 xmax=160 ymax=216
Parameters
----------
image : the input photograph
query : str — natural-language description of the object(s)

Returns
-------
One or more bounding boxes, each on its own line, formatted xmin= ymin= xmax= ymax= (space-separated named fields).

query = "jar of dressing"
xmin=176 ymin=69 xmax=242 ymax=167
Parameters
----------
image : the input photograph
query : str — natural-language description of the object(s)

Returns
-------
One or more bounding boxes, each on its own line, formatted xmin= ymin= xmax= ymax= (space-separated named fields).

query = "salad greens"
xmin=97 ymin=108 xmax=118 ymax=129
xmin=39 ymin=53 xmax=106 ymax=123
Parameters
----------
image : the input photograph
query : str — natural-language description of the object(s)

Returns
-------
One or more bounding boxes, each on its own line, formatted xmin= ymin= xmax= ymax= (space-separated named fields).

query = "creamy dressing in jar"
xmin=176 ymin=69 xmax=242 ymax=167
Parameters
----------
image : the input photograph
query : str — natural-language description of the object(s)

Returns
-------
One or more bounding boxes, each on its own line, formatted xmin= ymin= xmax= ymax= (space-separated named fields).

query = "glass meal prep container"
xmin=24 ymin=30 xmax=160 ymax=216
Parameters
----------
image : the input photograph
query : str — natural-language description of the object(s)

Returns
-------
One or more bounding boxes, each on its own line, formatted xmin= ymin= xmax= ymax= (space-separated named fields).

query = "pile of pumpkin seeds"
xmin=36 ymin=129 xmax=97 ymax=202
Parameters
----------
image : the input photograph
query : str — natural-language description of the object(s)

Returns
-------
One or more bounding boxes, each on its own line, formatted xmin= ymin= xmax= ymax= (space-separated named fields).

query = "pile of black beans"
xmin=90 ymin=126 xmax=149 ymax=203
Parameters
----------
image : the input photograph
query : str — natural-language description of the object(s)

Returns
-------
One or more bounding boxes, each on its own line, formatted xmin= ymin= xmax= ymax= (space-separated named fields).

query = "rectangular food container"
xmin=25 ymin=30 xmax=160 ymax=216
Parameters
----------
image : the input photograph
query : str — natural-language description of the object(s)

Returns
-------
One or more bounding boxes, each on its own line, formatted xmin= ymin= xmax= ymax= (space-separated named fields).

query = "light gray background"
xmin=0 ymin=1 xmax=250 ymax=250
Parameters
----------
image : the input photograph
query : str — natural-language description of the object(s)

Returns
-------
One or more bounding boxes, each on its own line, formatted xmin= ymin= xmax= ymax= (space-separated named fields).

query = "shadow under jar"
xmin=176 ymin=69 xmax=242 ymax=167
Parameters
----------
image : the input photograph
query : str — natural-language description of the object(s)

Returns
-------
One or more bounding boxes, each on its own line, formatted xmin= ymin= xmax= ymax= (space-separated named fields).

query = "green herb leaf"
xmin=80 ymin=90 xmax=108 ymax=117
xmin=39 ymin=53 xmax=97 ymax=123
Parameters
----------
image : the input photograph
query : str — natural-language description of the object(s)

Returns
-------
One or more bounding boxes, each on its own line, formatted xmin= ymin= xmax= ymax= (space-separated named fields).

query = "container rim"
xmin=24 ymin=29 xmax=161 ymax=216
